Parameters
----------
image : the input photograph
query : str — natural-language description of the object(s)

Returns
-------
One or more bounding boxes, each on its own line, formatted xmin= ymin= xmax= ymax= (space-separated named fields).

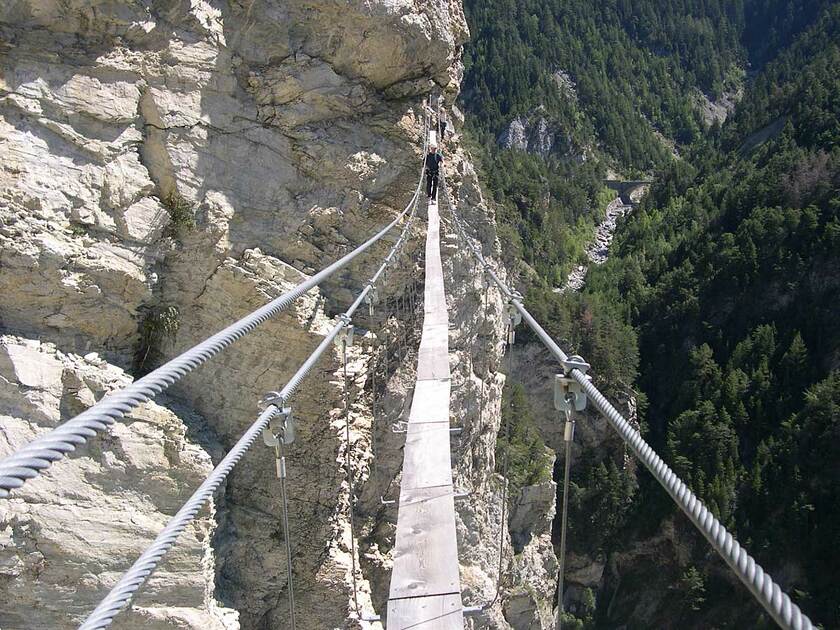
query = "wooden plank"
xmin=416 ymin=347 xmax=450 ymax=381
xmin=418 ymin=323 xmax=448 ymax=351
xmin=387 ymin=593 xmax=464 ymax=630
xmin=389 ymin=487 xmax=461 ymax=599
xmin=408 ymin=380 xmax=451 ymax=424
xmin=401 ymin=424 xmax=454 ymax=490
xmin=385 ymin=180 xmax=463 ymax=626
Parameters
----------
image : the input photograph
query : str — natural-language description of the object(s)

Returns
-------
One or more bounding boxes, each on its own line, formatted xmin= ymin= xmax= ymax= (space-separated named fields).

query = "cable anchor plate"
xmin=506 ymin=299 xmax=523 ymax=344
xmin=334 ymin=318 xmax=354 ymax=348
xmin=364 ymin=286 xmax=379 ymax=316
xmin=554 ymin=374 xmax=587 ymax=412
xmin=260 ymin=401 xmax=295 ymax=446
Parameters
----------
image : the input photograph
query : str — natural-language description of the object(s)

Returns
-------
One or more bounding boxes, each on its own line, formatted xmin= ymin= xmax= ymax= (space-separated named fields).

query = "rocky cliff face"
xmin=0 ymin=334 xmax=237 ymax=628
xmin=0 ymin=1 xmax=558 ymax=628
xmin=496 ymin=106 xmax=586 ymax=162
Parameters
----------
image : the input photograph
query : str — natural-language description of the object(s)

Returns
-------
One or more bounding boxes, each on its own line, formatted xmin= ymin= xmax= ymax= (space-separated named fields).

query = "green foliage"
xmin=568 ymin=457 xmax=636 ymax=555
xmin=463 ymin=0 xmax=745 ymax=170
xmin=677 ymin=567 xmax=707 ymax=612
xmin=496 ymin=382 xmax=553 ymax=493
xmin=163 ymin=191 xmax=196 ymax=240
xmin=473 ymin=144 xmax=608 ymax=281
xmin=135 ymin=305 xmax=180 ymax=373
xmin=578 ymin=5 xmax=840 ymax=623
xmin=69 ymin=223 xmax=88 ymax=237
xmin=521 ymin=285 xmax=640 ymax=394
xmin=465 ymin=1 xmax=840 ymax=624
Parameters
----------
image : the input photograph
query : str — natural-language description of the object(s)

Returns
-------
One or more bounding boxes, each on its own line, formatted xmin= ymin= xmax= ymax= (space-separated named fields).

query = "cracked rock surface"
xmin=0 ymin=335 xmax=236 ymax=629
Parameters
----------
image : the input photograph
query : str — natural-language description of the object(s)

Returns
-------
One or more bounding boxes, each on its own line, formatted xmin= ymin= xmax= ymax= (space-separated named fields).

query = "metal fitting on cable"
xmin=563 ymin=411 xmax=576 ymax=443
xmin=260 ymin=402 xmax=296 ymax=449
xmin=506 ymin=301 xmax=522 ymax=345
xmin=335 ymin=319 xmax=354 ymax=348
xmin=554 ymin=374 xmax=587 ymax=413
xmin=365 ymin=285 xmax=379 ymax=317
xmin=561 ymin=354 xmax=590 ymax=376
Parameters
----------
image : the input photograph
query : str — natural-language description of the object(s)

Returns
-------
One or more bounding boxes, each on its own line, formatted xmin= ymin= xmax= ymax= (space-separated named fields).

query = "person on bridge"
xmin=439 ymin=107 xmax=448 ymax=140
xmin=425 ymin=144 xmax=443 ymax=201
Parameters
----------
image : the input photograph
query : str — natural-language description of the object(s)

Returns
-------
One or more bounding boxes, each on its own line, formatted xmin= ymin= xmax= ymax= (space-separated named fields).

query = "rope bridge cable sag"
xmin=438 ymin=167 xmax=816 ymax=630
xmin=0 ymin=112 xmax=431 ymax=500
xmin=76 ymin=115 xmax=430 ymax=630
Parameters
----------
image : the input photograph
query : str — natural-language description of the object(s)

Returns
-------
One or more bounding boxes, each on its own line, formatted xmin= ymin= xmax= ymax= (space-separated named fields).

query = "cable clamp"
xmin=506 ymin=302 xmax=522 ymax=344
xmin=261 ymin=403 xmax=296 ymax=446
xmin=554 ymin=374 xmax=587 ymax=412
xmin=365 ymin=286 xmax=379 ymax=316
xmin=561 ymin=354 xmax=590 ymax=376
xmin=334 ymin=318 xmax=354 ymax=347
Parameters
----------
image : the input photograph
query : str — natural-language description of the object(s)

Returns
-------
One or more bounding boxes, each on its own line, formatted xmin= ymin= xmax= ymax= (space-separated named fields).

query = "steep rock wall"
xmin=0 ymin=1 xmax=559 ymax=627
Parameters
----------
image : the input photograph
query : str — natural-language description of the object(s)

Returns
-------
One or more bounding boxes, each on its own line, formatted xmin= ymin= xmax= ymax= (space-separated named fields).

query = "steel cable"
xmin=554 ymin=407 xmax=574 ymax=630
xmin=0 ymin=111 xmax=430 ymax=500
xmin=439 ymin=166 xmax=815 ymax=630
xmin=79 ymin=322 xmax=346 ymax=630
xmin=276 ymin=438 xmax=296 ymax=630
xmin=77 ymin=113 xmax=429 ymax=630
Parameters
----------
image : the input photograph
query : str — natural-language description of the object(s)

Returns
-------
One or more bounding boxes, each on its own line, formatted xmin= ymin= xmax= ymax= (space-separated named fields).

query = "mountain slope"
xmin=462 ymin=1 xmax=840 ymax=628
xmin=583 ymin=7 xmax=840 ymax=625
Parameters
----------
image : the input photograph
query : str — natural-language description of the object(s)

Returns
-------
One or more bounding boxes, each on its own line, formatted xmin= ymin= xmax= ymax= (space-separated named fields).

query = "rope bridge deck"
xmin=386 ymin=187 xmax=464 ymax=628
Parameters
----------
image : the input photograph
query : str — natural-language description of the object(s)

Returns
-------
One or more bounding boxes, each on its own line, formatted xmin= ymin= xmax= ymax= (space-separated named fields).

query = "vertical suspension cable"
xmin=477 ymin=278 xmax=490 ymax=425
xmin=275 ymin=439 xmax=297 ymax=630
xmin=555 ymin=407 xmax=575 ymax=630
xmin=342 ymin=338 xmax=362 ymax=618
xmin=436 ymin=95 xmax=441 ymax=140
xmin=343 ymin=345 xmax=363 ymax=621
xmin=487 ymin=319 xmax=514 ymax=610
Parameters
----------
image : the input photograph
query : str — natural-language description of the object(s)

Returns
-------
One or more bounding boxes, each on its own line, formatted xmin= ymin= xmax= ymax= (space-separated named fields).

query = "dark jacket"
xmin=425 ymin=151 xmax=443 ymax=175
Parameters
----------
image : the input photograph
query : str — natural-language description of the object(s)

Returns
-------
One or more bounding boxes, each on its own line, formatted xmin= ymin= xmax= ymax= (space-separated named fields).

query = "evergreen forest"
xmin=461 ymin=1 xmax=840 ymax=627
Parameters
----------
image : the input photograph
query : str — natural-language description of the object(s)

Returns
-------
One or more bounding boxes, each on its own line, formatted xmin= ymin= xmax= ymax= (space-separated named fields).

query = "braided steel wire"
xmin=440 ymin=166 xmax=815 ymax=630
xmin=79 ymin=322 xmax=345 ymax=630
xmin=0 ymin=113 xmax=430 ymax=500
xmin=78 ymin=122 xmax=428 ymax=629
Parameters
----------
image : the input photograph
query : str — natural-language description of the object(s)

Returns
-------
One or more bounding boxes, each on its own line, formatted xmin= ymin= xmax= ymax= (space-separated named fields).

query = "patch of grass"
xmin=163 ymin=191 xmax=196 ymax=240
xmin=69 ymin=223 xmax=88 ymax=237
xmin=135 ymin=305 xmax=180 ymax=373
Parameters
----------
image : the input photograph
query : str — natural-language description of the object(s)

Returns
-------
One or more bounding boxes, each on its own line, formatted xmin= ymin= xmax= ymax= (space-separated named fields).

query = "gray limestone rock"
xmin=0 ymin=1 xmax=560 ymax=628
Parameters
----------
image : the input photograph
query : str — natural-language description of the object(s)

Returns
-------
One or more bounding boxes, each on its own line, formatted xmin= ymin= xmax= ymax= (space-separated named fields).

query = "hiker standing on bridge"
xmin=425 ymin=143 xmax=443 ymax=201
xmin=439 ymin=107 xmax=448 ymax=140
xmin=437 ymin=95 xmax=448 ymax=139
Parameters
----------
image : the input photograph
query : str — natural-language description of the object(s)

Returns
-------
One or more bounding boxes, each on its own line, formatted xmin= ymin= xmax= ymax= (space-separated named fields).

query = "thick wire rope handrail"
xmin=439 ymin=167 xmax=816 ymax=630
xmin=0 ymin=114 xmax=430 ymax=500
xmin=78 ymin=133 xmax=428 ymax=630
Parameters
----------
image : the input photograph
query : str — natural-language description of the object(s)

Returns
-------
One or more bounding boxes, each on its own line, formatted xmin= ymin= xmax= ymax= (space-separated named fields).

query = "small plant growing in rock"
xmin=135 ymin=305 xmax=180 ymax=373
xmin=69 ymin=222 xmax=88 ymax=237
xmin=163 ymin=191 xmax=196 ymax=240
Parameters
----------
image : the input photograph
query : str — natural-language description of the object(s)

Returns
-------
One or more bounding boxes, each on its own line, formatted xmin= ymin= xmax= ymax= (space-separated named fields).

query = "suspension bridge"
xmin=0 ymin=109 xmax=817 ymax=630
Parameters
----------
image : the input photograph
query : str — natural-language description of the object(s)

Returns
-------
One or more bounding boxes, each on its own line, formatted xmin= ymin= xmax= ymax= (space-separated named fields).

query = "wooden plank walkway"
xmin=386 ymin=188 xmax=464 ymax=628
